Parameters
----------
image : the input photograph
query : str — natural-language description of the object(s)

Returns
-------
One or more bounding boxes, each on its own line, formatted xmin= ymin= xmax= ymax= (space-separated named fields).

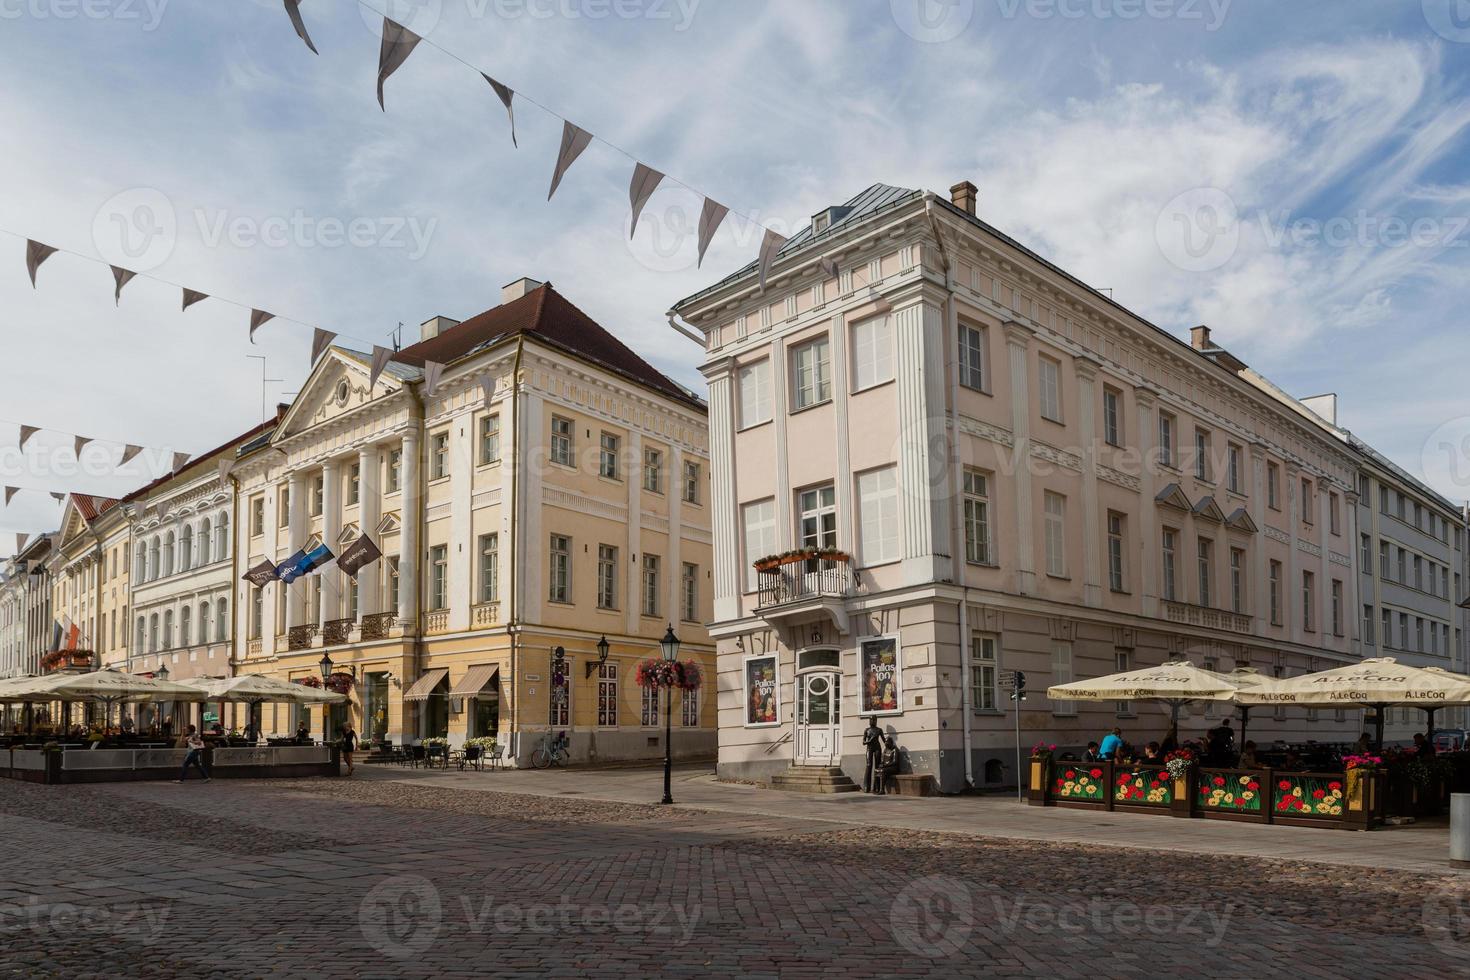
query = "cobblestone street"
xmin=2 ymin=771 xmax=1469 ymax=978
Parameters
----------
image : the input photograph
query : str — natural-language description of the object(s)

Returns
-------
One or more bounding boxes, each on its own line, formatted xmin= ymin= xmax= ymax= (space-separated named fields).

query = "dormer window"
xmin=812 ymin=213 xmax=830 ymax=234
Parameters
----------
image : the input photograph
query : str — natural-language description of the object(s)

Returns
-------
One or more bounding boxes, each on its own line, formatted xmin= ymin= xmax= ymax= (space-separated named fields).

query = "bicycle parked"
xmin=530 ymin=730 xmax=570 ymax=769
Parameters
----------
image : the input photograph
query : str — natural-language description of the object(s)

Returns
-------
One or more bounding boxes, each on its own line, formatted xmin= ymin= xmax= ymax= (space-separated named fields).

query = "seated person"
xmin=1141 ymin=741 xmax=1162 ymax=761
xmin=1082 ymin=741 xmax=1101 ymax=762
xmin=1237 ymin=740 xmax=1261 ymax=769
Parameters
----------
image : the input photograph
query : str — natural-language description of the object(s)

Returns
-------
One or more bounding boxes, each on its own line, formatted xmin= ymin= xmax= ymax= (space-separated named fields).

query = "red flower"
xmin=1054 ymin=778 xmax=1064 ymax=787
xmin=1328 ymin=781 xmax=1341 ymax=791
xmin=1064 ymin=770 xmax=1076 ymax=779
xmin=1213 ymin=776 xmax=1226 ymax=787
xmin=1149 ymin=780 xmax=1161 ymax=789
xmin=1090 ymin=768 xmax=1102 ymax=778
xmin=1312 ymin=789 xmax=1325 ymax=800
xmin=1246 ymin=781 xmax=1259 ymax=791
xmin=1278 ymin=780 xmax=1291 ymax=791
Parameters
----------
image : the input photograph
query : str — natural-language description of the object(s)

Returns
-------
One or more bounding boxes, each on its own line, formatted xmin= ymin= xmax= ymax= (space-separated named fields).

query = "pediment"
xmin=375 ymin=512 xmax=401 ymax=536
xmin=1225 ymin=507 xmax=1259 ymax=533
xmin=58 ymin=503 xmax=88 ymax=549
xmin=338 ymin=523 xmax=360 ymax=545
xmin=1192 ymin=495 xmax=1227 ymax=523
xmin=275 ymin=351 xmax=400 ymax=443
xmin=1154 ymin=483 xmax=1191 ymax=511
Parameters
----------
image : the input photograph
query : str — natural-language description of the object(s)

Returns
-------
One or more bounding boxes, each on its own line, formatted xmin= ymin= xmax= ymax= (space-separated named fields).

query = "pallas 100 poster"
xmin=859 ymin=635 xmax=901 ymax=715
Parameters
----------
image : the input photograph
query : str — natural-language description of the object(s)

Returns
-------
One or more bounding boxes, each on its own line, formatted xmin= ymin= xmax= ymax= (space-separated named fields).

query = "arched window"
xmin=147 ymin=538 xmax=160 ymax=582
xmin=163 ymin=610 xmax=173 ymax=649
xmin=180 ymin=525 xmax=193 ymax=571
xmin=198 ymin=519 xmax=211 ymax=565
xmin=134 ymin=548 xmax=146 ymax=581
xmin=135 ymin=617 xmax=146 ymax=651
xmin=216 ymin=598 xmax=228 ymax=643
xmin=215 ymin=511 xmax=230 ymax=561
xmin=198 ymin=602 xmax=210 ymax=646
xmin=180 ymin=606 xmax=191 ymax=647
xmin=148 ymin=613 xmax=159 ymax=652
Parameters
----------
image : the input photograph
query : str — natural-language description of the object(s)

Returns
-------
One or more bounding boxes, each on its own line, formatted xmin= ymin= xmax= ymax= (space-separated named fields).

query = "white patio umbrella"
xmin=1048 ymin=659 xmax=1248 ymax=743
xmin=1233 ymin=657 xmax=1470 ymax=748
xmin=17 ymin=669 xmax=210 ymax=731
xmin=182 ymin=674 xmax=345 ymax=739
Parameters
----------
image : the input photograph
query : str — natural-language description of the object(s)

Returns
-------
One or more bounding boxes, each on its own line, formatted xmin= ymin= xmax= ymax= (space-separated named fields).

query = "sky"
xmin=3 ymin=0 xmax=1470 ymax=537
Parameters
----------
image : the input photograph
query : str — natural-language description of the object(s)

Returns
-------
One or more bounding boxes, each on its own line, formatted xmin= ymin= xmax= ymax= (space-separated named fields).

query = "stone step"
xmin=770 ymin=766 xmax=862 ymax=794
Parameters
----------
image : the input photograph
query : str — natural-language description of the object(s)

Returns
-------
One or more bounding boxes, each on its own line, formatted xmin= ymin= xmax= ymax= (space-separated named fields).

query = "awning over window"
xmin=402 ymin=668 xmax=449 ymax=702
xmin=448 ymin=665 xmax=499 ymax=698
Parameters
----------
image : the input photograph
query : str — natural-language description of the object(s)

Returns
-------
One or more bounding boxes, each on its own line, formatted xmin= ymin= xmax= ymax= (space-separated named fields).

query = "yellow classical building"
xmin=230 ymin=279 xmax=715 ymax=764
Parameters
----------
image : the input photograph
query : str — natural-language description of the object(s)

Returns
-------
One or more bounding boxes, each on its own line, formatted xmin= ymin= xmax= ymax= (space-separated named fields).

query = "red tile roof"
xmin=71 ymin=494 xmax=120 ymax=524
xmin=392 ymin=283 xmax=702 ymax=409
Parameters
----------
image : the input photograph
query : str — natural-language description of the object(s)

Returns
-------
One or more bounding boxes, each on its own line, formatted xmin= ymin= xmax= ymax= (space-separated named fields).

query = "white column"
xmin=320 ymin=462 xmax=341 ymax=629
xmin=519 ymin=394 xmax=544 ymax=625
xmin=1134 ymin=388 xmax=1158 ymax=618
xmin=893 ymin=299 xmax=951 ymax=586
xmin=1286 ymin=463 xmax=1302 ymax=644
xmin=1004 ymin=323 xmax=1036 ymax=594
xmin=667 ymin=445 xmax=684 ymax=625
xmin=1075 ymin=357 xmax=1102 ymax=607
xmin=626 ymin=430 xmax=644 ymax=636
xmin=1345 ymin=489 xmax=1361 ymax=654
xmin=449 ymin=417 xmax=474 ymax=632
xmin=358 ymin=445 xmax=381 ymax=620
xmin=286 ymin=470 xmax=305 ymax=629
xmin=1318 ymin=485 xmax=1332 ymax=642
xmin=398 ymin=431 xmax=420 ymax=627
xmin=707 ymin=368 xmax=740 ymax=624
xmin=1250 ymin=444 xmax=1269 ymax=630
xmin=830 ymin=311 xmax=854 ymax=557
xmin=770 ymin=339 xmax=792 ymax=548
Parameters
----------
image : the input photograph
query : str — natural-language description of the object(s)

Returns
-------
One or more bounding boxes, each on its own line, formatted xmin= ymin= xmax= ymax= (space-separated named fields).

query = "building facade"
xmin=231 ymin=280 xmax=716 ymax=763
xmin=675 ymin=181 xmax=1369 ymax=792
xmin=47 ymin=495 xmax=128 ymax=674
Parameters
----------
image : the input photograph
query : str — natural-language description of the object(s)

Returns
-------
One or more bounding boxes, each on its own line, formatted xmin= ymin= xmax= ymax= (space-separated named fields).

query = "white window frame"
xmin=791 ymin=336 xmax=832 ymax=410
xmin=958 ymin=323 xmax=986 ymax=392
xmin=850 ymin=313 xmax=894 ymax=393
xmin=549 ymin=534 xmax=571 ymax=604
xmin=737 ymin=359 xmax=773 ymax=429
xmin=1043 ymin=491 xmax=1066 ymax=577
xmin=742 ymin=499 xmax=777 ymax=593
xmin=855 ymin=466 xmax=899 ymax=567
xmin=1038 ymin=356 xmax=1062 ymax=422
xmin=963 ymin=469 xmax=992 ymax=565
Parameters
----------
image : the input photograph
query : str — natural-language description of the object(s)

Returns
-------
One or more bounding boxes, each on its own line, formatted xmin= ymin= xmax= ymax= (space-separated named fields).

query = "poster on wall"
xmin=859 ymin=634 xmax=902 ymax=715
xmin=744 ymin=654 xmax=780 ymax=726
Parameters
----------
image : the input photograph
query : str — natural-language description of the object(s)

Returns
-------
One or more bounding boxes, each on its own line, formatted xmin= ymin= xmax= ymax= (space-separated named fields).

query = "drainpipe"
xmin=926 ymin=196 xmax=975 ymax=790
xmin=228 ymin=472 xmax=239 ymax=680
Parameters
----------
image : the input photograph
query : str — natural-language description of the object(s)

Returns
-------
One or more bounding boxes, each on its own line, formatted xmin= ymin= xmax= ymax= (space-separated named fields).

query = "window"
xmin=551 ymin=416 xmax=574 ymax=466
xmin=1364 ymin=604 xmax=1376 ymax=646
xmin=1161 ymin=528 xmax=1178 ymax=601
xmin=1107 ymin=512 xmax=1125 ymax=591
xmin=479 ymin=415 xmax=501 ymax=465
xmin=1050 ymin=642 xmax=1074 ymax=715
xmin=1379 ymin=540 xmax=1390 ymax=579
xmin=642 ymin=555 xmax=661 ymax=617
xmin=682 ymin=461 xmax=701 ymax=504
xmin=347 ymin=577 xmax=359 ymax=620
xmin=970 ymin=634 xmax=998 ymax=712
xmin=1267 ymin=462 xmax=1280 ymax=510
xmin=1417 ymin=617 xmax=1426 ymax=651
xmin=856 ymin=467 xmax=899 ymax=566
xmin=429 ymin=545 xmax=448 ymax=611
xmin=1399 ymin=611 xmax=1409 ymax=649
xmin=850 ymin=314 xmax=893 ymax=391
xmin=792 ymin=336 xmax=832 ymax=409
xmin=681 ymin=687 xmax=700 ymax=727
xmin=963 ymin=469 xmax=992 ymax=565
xmin=799 ymin=485 xmax=838 ymax=553
xmin=310 ymin=475 xmax=324 ymax=516
xmin=1230 ymin=548 xmax=1245 ymax=614
xmin=599 ymin=432 xmax=621 ymax=480
xmin=136 ymin=618 xmax=146 ymax=651
xmin=1397 ymin=547 xmax=1407 ymax=584
xmin=248 ymin=591 xmax=261 ymax=640
xmin=1302 ymin=570 xmax=1315 ymax=631
xmin=642 ymin=448 xmax=663 ymax=493
xmin=1379 ymin=486 xmax=1389 ymax=513
xmin=597 ymin=663 xmax=618 ymax=727
xmin=180 ymin=525 xmax=193 ymax=572
xmin=958 ymin=323 xmax=986 ymax=391
xmin=162 ymin=533 xmax=175 ymax=577
xmin=1361 ymin=533 xmax=1372 ymax=571
xmin=478 ymin=534 xmax=499 ymax=604
xmin=641 ymin=685 xmax=661 ymax=727
xmin=149 ymin=613 xmax=159 ymax=652
xmin=1043 ymin=492 xmax=1066 ymax=577
xmin=180 ymin=606 xmax=191 ymax=647
xmin=385 ymin=556 xmax=400 ymax=616
xmin=1382 ymin=608 xmax=1393 ymax=648
xmin=216 ymin=598 xmax=227 ymax=642
xmin=737 ymin=359 xmax=773 ymax=428
xmin=198 ymin=603 xmax=209 ymax=646
xmin=387 ymin=449 xmax=402 ymax=493
xmin=597 ymin=545 xmax=618 ymax=610
xmin=278 ymin=486 xmax=291 ymax=526
xmin=1227 ymin=444 xmax=1242 ymax=493
xmin=1329 ymin=492 xmax=1340 ymax=535
xmin=1103 ymin=387 xmax=1122 ymax=447
xmin=1194 ymin=429 xmax=1210 ymax=480
xmin=1114 ymin=650 xmax=1132 ymax=714
xmin=215 ymin=512 xmax=229 ymax=562
xmin=742 ymin=500 xmax=777 ymax=592
xmin=1197 ymin=537 xmax=1213 ymax=607
xmin=1301 ymin=479 xmax=1313 ymax=523
xmin=1157 ymin=412 xmax=1175 ymax=468
xmin=549 ymin=535 xmax=571 ymax=604
xmin=1038 ymin=356 xmax=1062 ymax=422
xmin=250 ymin=498 xmax=265 ymax=537
xmin=430 ymin=432 xmax=449 ymax=480
xmin=347 ymin=463 xmax=361 ymax=506
xmin=681 ymin=563 xmax=698 ymax=622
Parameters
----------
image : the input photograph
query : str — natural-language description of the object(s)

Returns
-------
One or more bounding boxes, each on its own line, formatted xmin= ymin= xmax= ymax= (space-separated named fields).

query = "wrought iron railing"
xmin=323 ymin=618 xmax=355 ymax=646
xmin=287 ymin=624 xmax=319 ymax=652
xmin=755 ymin=555 xmax=855 ymax=608
xmin=361 ymin=612 xmax=396 ymax=641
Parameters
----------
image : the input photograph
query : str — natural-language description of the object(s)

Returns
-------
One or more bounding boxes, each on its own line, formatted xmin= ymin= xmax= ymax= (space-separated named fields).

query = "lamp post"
xmin=319 ymin=651 xmax=334 ymax=746
xmin=155 ymin=665 xmax=170 ymax=735
xmin=660 ymin=625 xmax=680 ymax=805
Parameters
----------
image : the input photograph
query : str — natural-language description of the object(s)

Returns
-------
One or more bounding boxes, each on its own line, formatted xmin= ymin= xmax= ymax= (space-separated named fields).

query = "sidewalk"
xmin=355 ymin=762 xmax=1465 ymax=876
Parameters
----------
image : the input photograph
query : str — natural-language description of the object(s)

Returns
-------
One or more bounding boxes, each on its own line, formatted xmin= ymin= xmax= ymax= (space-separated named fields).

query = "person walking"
xmin=340 ymin=723 xmax=359 ymax=776
xmin=175 ymin=725 xmax=210 ymax=783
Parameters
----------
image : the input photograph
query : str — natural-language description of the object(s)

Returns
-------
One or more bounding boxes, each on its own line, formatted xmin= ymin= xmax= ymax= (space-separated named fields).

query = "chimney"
xmin=420 ymin=315 xmax=460 ymax=343
xmin=501 ymin=277 xmax=544 ymax=305
xmin=949 ymin=180 xmax=977 ymax=216
xmin=1190 ymin=325 xmax=1212 ymax=350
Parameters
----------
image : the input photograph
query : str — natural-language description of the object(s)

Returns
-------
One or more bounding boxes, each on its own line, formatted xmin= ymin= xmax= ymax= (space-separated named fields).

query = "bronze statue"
xmin=862 ymin=717 xmax=884 ymax=792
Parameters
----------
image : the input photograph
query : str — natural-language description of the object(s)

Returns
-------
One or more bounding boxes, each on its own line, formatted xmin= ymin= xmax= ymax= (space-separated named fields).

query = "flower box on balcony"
xmin=752 ymin=548 xmax=851 ymax=573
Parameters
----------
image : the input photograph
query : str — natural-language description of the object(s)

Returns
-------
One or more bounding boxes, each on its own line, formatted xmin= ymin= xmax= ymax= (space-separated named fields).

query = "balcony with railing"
xmin=1162 ymin=600 xmax=1252 ymax=634
xmin=288 ymin=624 xmax=319 ymax=652
xmin=425 ymin=610 xmax=450 ymax=635
xmin=323 ymin=617 xmax=355 ymax=646
xmin=472 ymin=602 xmax=500 ymax=627
xmin=753 ymin=550 xmax=857 ymax=632
xmin=361 ymin=612 xmax=397 ymax=641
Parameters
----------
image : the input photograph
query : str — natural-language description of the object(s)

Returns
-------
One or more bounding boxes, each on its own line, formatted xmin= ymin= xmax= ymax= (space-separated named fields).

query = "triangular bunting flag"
xmin=757 ymin=228 xmax=786 ymax=292
xmin=172 ymin=451 xmax=191 ymax=471
xmin=50 ymin=492 xmax=63 ymax=503
xmin=283 ymin=0 xmax=318 ymax=55
xmin=423 ymin=360 xmax=444 ymax=397
xmin=697 ymin=199 xmax=728 ymax=268
xmin=110 ymin=265 xmax=137 ymax=306
xmin=119 ymin=444 xmax=143 ymax=466
xmin=482 ymin=74 xmax=517 ymax=147
xmin=377 ymin=18 xmax=423 ymax=111
xmin=369 ymin=345 xmax=394 ymax=390
xmin=480 ymin=375 xmax=495 ymax=410
xmin=628 ymin=163 xmax=664 ymax=238
xmin=4 ymin=487 xmax=18 ymax=505
xmin=74 ymin=436 xmax=92 ymax=458
xmin=249 ymin=309 xmax=274 ymax=343
xmin=547 ymin=120 xmax=593 ymax=200
xmin=311 ymin=327 xmax=336 ymax=366
xmin=18 ymin=425 xmax=39 ymax=451
xmin=26 ymin=240 xmax=58 ymax=288
xmin=182 ymin=288 xmax=209 ymax=311
xmin=820 ymin=256 xmax=840 ymax=280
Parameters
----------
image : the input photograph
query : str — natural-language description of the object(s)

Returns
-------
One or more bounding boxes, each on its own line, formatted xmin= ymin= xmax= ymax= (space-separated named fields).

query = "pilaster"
xmin=1075 ymin=356 xmax=1102 ymax=607
xmin=1004 ymin=321 xmax=1036 ymax=594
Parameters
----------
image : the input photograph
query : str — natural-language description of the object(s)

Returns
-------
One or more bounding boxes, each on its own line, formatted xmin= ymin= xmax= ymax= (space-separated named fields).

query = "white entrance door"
xmin=796 ymin=672 xmax=840 ymax=765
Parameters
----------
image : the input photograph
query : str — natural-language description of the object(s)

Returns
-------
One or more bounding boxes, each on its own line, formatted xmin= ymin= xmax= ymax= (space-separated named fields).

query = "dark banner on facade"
xmin=337 ymin=535 xmax=382 ymax=578
xmin=745 ymin=655 xmax=779 ymax=726
xmin=242 ymin=559 xmax=278 ymax=588
xmin=859 ymin=635 xmax=901 ymax=715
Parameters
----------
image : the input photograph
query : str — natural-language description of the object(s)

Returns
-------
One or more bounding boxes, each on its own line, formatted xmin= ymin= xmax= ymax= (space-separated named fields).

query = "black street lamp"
xmin=319 ymin=652 xmax=334 ymax=745
xmin=586 ymin=635 xmax=610 ymax=679
xmin=659 ymin=624 xmax=680 ymax=805
xmin=155 ymin=664 xmax=171 ymax=735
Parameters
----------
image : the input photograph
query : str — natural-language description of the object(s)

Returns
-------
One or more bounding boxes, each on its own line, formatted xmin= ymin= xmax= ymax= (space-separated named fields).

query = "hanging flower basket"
xmin=294 ymin=676 xmax=323 ymax=689
xmin=324 ymin=672 xmax=355 ymax=695
xmin=634 ymin=659 xmax=703 ymax=690
xmin=752 ymin=547 xmax=851 ymax=572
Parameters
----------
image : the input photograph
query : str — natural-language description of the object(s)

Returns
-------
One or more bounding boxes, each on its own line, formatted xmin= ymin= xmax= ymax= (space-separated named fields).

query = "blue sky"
xmin=3 ymin=0 xmax=1470 ymax=534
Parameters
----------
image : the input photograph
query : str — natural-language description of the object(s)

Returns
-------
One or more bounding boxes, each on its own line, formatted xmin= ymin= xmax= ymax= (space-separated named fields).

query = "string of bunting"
xmin=280 ymin=0 xmax=789 ymax=289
